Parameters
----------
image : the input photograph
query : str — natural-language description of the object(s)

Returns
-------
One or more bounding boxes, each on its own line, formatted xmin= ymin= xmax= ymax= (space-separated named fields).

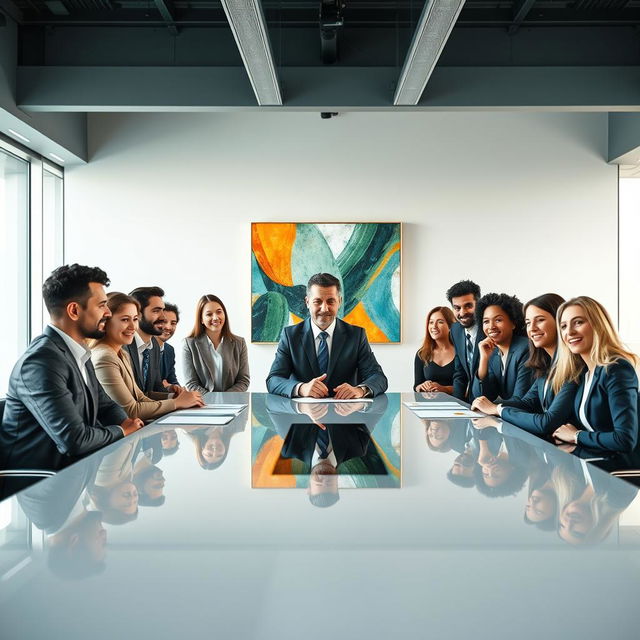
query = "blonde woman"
xmin=414 ymin=306 xmax=456 ymax=393
xmin=92 ymin=293 xmax=204 ymax=421
xmin=551 ymin=296 xmax=639 ymax=455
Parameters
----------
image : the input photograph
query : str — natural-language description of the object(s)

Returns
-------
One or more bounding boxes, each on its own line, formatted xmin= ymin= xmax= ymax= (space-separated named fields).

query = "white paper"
xmin=292 ymin=397 xmax=373 ymax=404
xmin=155 ymin=415 xmax=234 ymax=426
xmin=412 ymin=409 xmax=481 ymax=418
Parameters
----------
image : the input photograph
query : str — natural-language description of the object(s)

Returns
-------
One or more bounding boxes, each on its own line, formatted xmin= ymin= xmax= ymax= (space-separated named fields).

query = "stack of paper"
xmin=155 ymin=403 xmax=247 ymax=426
xmin=403 ymin=401 xmax=481 ymax=419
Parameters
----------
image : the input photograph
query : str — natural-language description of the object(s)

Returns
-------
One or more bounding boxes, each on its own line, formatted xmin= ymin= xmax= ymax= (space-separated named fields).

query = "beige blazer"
xmin=91 ymin=343 xmax=176 ymax=421
xmin=182 ymin=333 xmax=250 ymax=393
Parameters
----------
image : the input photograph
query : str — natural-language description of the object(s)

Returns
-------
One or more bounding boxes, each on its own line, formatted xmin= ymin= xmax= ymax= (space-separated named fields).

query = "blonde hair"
xmin=417 ymin=306 xmax=455 ymax=363
xmin=552 ymin=296 xmax=638 ymax=393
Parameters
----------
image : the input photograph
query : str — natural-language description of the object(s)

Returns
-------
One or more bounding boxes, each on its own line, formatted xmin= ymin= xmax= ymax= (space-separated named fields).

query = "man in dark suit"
xmin=0 ymin=264 xmax=143 ymax=472
xmin=125 ymin=286 xmax=181 ymax=396
xmin=446 ymin=279 xmax=483 ymax=403
xmin=266 ymin=273 xmax=388 ymax=399
xmin=159 ymin=302 xmax=180 ymax=386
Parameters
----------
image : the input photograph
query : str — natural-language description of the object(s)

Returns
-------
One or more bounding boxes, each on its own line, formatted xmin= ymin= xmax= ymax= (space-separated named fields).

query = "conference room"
xmin=2 ymin=2 xmax=640 ymax=638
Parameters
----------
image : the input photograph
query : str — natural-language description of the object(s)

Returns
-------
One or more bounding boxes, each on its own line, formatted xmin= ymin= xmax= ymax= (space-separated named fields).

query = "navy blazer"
xmin=160 ymin=342 xmax=179 ymax=385
xmin=450 ymin=322 xmax=482 ymax=401
xmin=501 ymin=376 xmax=579 ymax=437
xmin=124 ymin=337 xmax=167 ymax=395
xmin=0 ymin=326 xmax=126 ymax=472
xmin=471 ymin=335 xmax=532 ymax=403
xmin=266 ymin=318 xmax=388 ymax=398
xmin=574 ymin=359 xmax=639 ymax=455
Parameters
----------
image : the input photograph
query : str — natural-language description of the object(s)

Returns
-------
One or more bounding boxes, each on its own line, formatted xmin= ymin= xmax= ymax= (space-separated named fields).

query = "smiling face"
xmin=482 ymin=305 xmax=515 ymax=347
xmin=160 ymin=310 xmax=178 ymax=342
xmin=559 ymin=500 xmax=593 ymax=544
xmin=201 ymin=301 xmax=226 ymax=335
xmin=77 ymin=282 xmax=111 ymax=340
xmin=451 ymin=294 xmax=476 ymax=328
xmin=202 ymin=432 xmax=226 ymax=464
xmin=560 ymin=305 xmax=594 ymax=359
xmin=105 ymin=303 xmax=139 ymax=347
xmin=428 ymin=311 xmax=451 ymax=342
xmin=108 ymin=482 xmax=139 ymax=515
xmin=525 ymin=305 xmax=557 ymax=353
xmin=526 ymin=488 xmax=557 ymax=523
xmin=305 ymin=285 xmax=341 ymax=330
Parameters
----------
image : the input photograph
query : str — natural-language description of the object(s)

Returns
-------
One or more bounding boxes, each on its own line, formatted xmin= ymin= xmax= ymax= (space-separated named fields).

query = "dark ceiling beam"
xmin=153 ymin=0 xmax=178 ymax=35
xmin=16 ymin=65 xmax=640 ymax=111
xmin=0 ymin=0 xmax=23 ymax=24
xmin=509 ymin=0 xmax=536 ymax=34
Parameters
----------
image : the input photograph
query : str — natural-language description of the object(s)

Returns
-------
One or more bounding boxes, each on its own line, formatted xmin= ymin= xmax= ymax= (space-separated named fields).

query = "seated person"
xmin=0 ymin=264 xmax=143 ymax=472
xmin=158 ymin=302 xmax=180 ymax=386
xmin=266 ymin=272 xmax=387 ymax=399
xmin=183 ymin=294 xmax=250 ymax=392
xmin=414 ymin=306 xmax=456 ymax=394
xmin=471 ymin=292 xmax=532 ymax=403
xmin=551 ymin=296 xmax=639 ymax=457
xmin=91 ymin=292 xmax=204 ymax=421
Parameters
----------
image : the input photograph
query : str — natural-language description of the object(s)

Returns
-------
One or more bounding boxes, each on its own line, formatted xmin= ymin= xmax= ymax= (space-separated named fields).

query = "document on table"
xmin=155 ymin=415 xmax=234 ymax=426
xmin=403 ymin=401 xmax=482 ymax=418
xmin=292 ymin=397 xmax=373 ymax=404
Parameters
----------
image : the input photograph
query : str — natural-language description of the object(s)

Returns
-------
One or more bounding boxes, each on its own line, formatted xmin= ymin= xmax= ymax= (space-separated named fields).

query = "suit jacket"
xmin=124 ymin=336 xmax=168 ymax=396
xmin=161 ymin=342 xmax=179 ymax=385
xmin=0 ymin=326 xmax=126 ymax=472
xmin=573 ymin=359 xmax=639 ymax=455
xmin=450 ymin=322 xmax=482 ymax=402
xmin=266 ymin=318 xmax=388 ymax=398
xmin=182 ymin=333 xmax=250 ymax=393
xmin=471 ymin=335 xmax=532 ymax=403
xmin=91 ymin=344 xmax=176 ymax=422
xmin=501 ymin=377 xmax=579 ymax=437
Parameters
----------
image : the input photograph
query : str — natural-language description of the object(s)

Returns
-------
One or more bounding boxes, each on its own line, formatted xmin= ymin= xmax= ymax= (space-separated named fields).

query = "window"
xmin=0 ymin=137 xmax=64 ymax=395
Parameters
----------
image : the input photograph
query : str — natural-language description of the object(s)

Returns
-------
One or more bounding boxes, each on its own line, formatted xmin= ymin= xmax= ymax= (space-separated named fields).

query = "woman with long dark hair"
xmin=414 ymin=306 xmax=456 ymax=393
xmin=182 ymin=294 xmax=250 ymax=393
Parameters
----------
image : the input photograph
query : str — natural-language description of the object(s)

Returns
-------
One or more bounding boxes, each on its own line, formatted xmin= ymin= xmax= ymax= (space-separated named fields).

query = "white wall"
xmin=65 ymin=112 xmax=617 ymax=391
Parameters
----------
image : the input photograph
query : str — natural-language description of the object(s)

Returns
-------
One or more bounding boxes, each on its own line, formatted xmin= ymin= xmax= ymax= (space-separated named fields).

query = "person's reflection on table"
xmin=160 ymin=429 xmax=180 ymax=456
xmin=16 ymin=458 xmax=107 ymax=580
xmin=447 ymin=446 xmax=477 ymax=489
xmin=555 ymin=457 xmax=638 ymax=545
xmin=133 ymin=456 xmax=166 ymax=506
xmin=88 ymin=435 xmax=140 ymax=524
xmin=185 ymin=409 xmax=247 ymax=470
xmin=523 ymin=453 xmax=559 ymax=531
xmin=424 ymin=420 xmax=452 ymax=452
xmin=472 ymin=418 xmax=531 ymax=498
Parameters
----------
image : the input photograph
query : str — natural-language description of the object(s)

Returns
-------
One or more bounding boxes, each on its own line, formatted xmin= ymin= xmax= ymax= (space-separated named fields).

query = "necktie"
xmin=317 ymin=331 xmax=329 ymax=374
xmin=142 ymin=348 xmax=150 ymax=387
xmin=465 ymin=332 xmax=473 ymax=370
xmin=317 ymin=428 xmax=330 ymax=459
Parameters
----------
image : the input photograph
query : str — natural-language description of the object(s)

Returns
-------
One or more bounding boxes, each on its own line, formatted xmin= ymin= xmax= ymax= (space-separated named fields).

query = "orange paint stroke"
xmin=252 ymin=223 xmax=296 ymax=287
xmin=366 ymin=241 xmax=400 ymax=290
xmin=343 ymin=301 xmax=389 ymax=343
xmin=252 ymin=435 xmax=296 ymax=488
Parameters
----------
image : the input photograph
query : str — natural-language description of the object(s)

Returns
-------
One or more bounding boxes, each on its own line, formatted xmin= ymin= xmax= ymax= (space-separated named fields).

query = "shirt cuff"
xmin=496 ymin=404 xmax=504 ymax=417
xmin=358 ymin=385 xmax=372 ymax=398
xmin=293 ymin=383 xmax=303 ymax=398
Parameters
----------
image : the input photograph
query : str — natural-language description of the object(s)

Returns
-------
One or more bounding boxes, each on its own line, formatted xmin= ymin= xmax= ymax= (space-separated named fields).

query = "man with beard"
xmin=266 ymin=273 xmax=387 ymax=399
xmin=125 ymin=286 xmax=182 ymax=396
xmin=0 ymin=264 xmax=143 ymax=472
xmin=446 ymin=280 xmax=483 ymax=403
xmin=158 ymin=302 xmax=180 ymax=387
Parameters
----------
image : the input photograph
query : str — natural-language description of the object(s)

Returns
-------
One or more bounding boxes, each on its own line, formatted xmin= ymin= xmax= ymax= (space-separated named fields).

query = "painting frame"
xmin=251 ymin=222 xmax=402 ymax=344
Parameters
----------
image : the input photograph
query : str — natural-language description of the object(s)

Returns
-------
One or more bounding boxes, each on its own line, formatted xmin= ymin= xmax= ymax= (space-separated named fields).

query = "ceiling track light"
xmin=220 ymin=0 xmax=282 ymax=106
xmin=394 ymin=0 xmax=466 ymax=106
xmin=8 ymin=128 xmax=31 ymax=143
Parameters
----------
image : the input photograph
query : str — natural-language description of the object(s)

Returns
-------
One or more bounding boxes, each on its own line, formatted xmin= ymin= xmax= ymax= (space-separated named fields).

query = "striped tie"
xmin=317 ymin=331 xmax=329 ymax=374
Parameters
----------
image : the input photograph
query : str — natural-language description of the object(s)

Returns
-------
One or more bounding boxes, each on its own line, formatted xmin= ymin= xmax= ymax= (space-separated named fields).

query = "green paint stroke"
xmin=252 ymin=291 xmax=289 ymax=342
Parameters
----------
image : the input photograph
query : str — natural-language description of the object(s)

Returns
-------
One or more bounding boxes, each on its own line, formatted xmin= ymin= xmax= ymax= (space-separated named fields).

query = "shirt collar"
xmin=134 ymin=332 xmax=153 ymax=352
xmin=310 ymin=318 xmax=337 ymax=340
xmin=466 ymin=325 xmax=478 ymax=341
xmin=48 ymin=324 xmax=91 ymax=365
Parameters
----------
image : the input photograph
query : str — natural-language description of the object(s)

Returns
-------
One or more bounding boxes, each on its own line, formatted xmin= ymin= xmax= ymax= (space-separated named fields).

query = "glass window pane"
xmin=0 ymin=150 xmax=29 ymax=395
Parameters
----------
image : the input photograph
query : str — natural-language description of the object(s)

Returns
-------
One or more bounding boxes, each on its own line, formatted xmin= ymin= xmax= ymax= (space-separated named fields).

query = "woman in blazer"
xmin=551 ymin=296 xmax=639 ymax=456
xmin=182 ymin=294 xmax=250 ymax=393
xmin=472 ymin=293 xmax=578 ymax=436
xmin=471 ymin=292 xmax=532 ymax=403
xmin=414 ymin=306 xmax=456 ymax=393
xmin=92 ymin=293 xmax=204 ymax=421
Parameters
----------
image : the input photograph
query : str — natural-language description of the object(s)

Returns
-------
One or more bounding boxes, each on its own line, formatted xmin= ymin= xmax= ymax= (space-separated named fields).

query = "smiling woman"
xmin=414 ymin=306 xmax=456 ymax=394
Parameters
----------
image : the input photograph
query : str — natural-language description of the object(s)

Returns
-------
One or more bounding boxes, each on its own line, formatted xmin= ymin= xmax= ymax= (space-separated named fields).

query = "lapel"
xmin=44 ymin=326 xmax=93 ymax=424
xmin=196 ymin=333 xmax=217 ymax=385
xmin=84 ymin=360 xmax=99 ymax=424
xmin=326 ymin=320 xmax=346 ymax=380
xmin=126 ymin=340 xmax=143 ymax=388
xmin=120 ymin=349 xmax=139 ymax=395
xmin=301 ymin=319 xmax=321 ymax=378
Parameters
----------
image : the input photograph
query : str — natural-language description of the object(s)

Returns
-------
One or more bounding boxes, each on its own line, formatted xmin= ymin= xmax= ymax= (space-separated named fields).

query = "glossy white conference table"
xmin=1 ymin=392 xmax=639 ymax=639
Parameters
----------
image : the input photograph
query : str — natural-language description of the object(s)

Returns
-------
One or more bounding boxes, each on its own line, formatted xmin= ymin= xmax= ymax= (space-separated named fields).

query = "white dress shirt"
xmin=579 ymin=369 xmax=596 ymax=432
xmin=134 ymin=332 xmax=154 ymax=372
xmin=48 ymin=324 xmax=92 ymax=385
xmin=207 ymin=336 xmax=224 ymax=391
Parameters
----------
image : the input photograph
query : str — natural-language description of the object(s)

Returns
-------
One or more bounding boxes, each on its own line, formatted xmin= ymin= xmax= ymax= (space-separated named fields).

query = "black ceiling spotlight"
xmin=320 ymin=0 xmax=345 ymax=65
xmin=320 ymin=112 xmax=339 ymax=119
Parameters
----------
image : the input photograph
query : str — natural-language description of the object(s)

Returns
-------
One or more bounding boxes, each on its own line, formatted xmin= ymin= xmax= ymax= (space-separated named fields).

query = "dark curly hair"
xmin=129 ymin=286 xmax=165 ymax=312
xmin=446 ymin=279 xmax=481 ymax=304
xmin=475 ymin=292 xmax=526 ymax=338
xmin=164 ymin=302 xmax=180 ymax=322
xmin=42 ymin=264 xmax=110 ymax=318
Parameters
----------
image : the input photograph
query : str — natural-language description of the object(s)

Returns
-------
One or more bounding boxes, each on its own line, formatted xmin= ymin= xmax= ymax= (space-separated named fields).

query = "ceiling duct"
xmin=320 ymin=0 xmax=345 ymax=65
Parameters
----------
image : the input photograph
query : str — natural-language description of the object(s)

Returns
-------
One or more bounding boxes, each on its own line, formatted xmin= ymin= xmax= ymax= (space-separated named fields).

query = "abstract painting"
xmin=251 ymin=222 xmax=401 ymax=343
